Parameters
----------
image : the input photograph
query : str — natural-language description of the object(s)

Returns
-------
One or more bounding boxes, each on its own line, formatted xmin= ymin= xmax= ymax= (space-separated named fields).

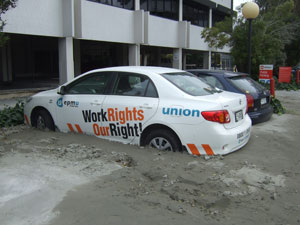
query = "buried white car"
xmin=24 ymin=66 xmax=251 ymax=156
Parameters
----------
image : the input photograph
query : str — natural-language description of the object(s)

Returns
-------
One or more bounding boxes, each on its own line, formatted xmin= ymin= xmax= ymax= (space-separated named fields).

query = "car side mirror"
xmin=57 ymin=86 xmax=66 ymax=95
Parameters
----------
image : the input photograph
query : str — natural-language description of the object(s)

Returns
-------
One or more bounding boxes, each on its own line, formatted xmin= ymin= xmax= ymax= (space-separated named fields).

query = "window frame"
xmin=63 ymin=71 xmax=115 ymax=95
xmin=183 ymin=1 xmax=209 ymax=27
xmin=140 ymin=0 xmax=179 ymax=21
xmin=87 ymin=0 xmax=134 ymax=10
xmin=110 ymin=72 xmax=159 ymax=98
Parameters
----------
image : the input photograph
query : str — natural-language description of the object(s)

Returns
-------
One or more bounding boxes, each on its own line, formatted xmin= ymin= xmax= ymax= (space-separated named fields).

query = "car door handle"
xmin=90 ymin=103 xmax=102 ymax=106
xmin=139 ymin=104 xmax=152 ymax=109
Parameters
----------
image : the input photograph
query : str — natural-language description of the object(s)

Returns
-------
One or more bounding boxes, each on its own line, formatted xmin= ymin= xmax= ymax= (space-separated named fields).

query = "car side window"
xmin=66 ymin=72 xmax=111 ymax=94
xmin=113 ymin=73 xmax=158 ymax=97
xmin=198 ymin=74 xmax=224 ymax=90
xmin=145 ymin=81 xmax=158 ymax=97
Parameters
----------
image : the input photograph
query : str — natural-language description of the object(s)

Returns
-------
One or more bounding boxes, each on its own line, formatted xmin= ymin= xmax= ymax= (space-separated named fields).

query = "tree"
xmin=201 ymin=0 xmax=300 ymax=79
xmin=0 ymin=0 xmax=17 ymax=47
xmin=285 ymin=0 xmax=300 ymax=67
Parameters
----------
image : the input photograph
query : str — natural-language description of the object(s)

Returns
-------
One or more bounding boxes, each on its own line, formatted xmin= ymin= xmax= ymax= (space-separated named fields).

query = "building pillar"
xmin=209 ymin=8 xmax=212 ymax=28
xmin=134 ymin=0 xmax=140 ymax=10
xmin=129 ymin=44 xmax=140 ymax=66
xmin=73 ymin=39 xmax=81 ymax=77
xmin=203 ymin=51 xmax=211 ymax=69
xmin=143 ymin=54 xmax=148 ymax=66
xmin=208 ymin=8 xmax=212 ymax=70
xmin=59 ymin=37 xmax=74 ymax=84
xmin=173 ymin=48 xmax=182 ymax=69
xmin=179 ymin=0 xmax=183 ymax=21
xmin=183 ymin=52 xmax=187 ymax=70
xmin=1 ymin=42 xmax=13 ymax=83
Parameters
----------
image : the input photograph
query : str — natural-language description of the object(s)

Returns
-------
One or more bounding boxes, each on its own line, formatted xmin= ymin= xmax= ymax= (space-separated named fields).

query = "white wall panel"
xmin=147 ymin=16 xmax=178 ymax=48
xmin=189 ymin=25 xmax=209 ymax=51
xmin=3 ymin=0 xmax=64 ymax=37
xmin=80 ymin=1 xmax=135 ymax=43
xmin=188 ymin=25 xmax=230 ymax=53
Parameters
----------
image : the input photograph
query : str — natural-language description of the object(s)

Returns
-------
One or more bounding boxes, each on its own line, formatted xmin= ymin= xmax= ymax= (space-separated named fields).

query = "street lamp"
xmin=242 ymin=2 xmax=259 ymax=76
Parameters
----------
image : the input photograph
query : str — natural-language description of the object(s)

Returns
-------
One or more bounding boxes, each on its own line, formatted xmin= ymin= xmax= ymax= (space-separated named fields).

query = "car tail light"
xmin=246 ymin=94 xmax=254 ymax=113
xmin=201 ymin=110 xmax=230 ymax=124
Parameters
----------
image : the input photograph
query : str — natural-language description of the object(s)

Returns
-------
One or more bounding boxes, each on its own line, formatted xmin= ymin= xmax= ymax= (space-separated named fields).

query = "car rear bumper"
xmin=177 ymin=115 xmax=252 ymax=156
xmin=249 ymin=105 xmax=273 ymax=124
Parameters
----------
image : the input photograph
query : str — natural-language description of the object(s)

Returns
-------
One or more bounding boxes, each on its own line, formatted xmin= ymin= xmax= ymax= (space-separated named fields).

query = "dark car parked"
xmin=187 ymin=69 xmax=273 ymax=124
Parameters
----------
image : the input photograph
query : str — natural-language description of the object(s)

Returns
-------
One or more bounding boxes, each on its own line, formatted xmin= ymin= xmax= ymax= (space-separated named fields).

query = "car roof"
xmin=187 ymin=69 xmax=248 ymax=78
xmin=86 ymin=66 xmax=184 ymax=75
xmin=63 ymin=66 xmax=189 ymax=87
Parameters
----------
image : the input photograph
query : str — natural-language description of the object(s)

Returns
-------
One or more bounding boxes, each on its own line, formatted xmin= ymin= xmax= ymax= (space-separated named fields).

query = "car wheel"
xmin=35 ymin=109 xmax=55 ymax=131
xmin=145 ymin=129 xmax=181 ymax=152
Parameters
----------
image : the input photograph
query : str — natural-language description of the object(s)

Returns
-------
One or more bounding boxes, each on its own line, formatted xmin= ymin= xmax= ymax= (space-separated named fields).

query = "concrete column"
xmin=134 ymin=0 xmax=140 ymax=10
xmin=1 ymin=42 xmax=13 ymax=83
xmin=73 ymin=39 xmax=81 ymax=76
xmin=143 ymin=54 xmax=148 ymax=66
xmin=179 ymin=0 xmax=183 ymax=21
xmin=208 ymin=51 xmax=211 ymax=70
xmin=129 ymin=44 xmax=140 ymax=66
xmin=183 ymin=52 xmax=187 ymax=70
xmin=203 ymin=51 xmax=211 ymax=69
xmin=208 ymin=8 xmax=212 ymax=70
xmin=173 ymin=48 xmax=182 ymax=69
xmin=209 ymin=8 xmax=212 ymax=28
xmin=59 ymin=37 xmax=74 ymax=84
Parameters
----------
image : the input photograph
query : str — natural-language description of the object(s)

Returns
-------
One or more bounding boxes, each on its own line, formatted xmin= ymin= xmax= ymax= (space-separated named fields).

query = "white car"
xmin=24 ymin=66 xmax=251 ymax=155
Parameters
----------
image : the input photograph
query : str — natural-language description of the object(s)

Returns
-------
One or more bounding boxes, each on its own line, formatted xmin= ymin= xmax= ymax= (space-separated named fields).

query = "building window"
xmin=211 ymin=53 xmax=232 ymax=71
xmin=88 ymin=0 xmax=134 ymax=10
xmin=212 ymin=10 xmax=227 ymax=26
xmin=183 ymin=2 xmax=209 ymax=27
xmin=140 ymin=0 xmax=179 ymax=21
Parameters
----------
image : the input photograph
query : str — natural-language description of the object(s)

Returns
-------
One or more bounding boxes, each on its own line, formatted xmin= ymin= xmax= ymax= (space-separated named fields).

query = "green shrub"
xmin=270 ymin=97 xmax=285 ymax=115
xmin=259 ymin=77 xmax=300 ymax=91
xmin=0 ymin=101 xmax=24 ymax=127
xmin=274 ymin=76 xmax=300 ymax=91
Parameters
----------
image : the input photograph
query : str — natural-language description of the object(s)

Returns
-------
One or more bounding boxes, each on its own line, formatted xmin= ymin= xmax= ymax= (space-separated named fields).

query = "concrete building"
xmin=0 ymin=0 xmax=233 ymax=89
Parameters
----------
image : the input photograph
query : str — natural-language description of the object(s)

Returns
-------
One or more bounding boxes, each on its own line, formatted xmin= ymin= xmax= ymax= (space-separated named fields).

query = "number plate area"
xmin=235 ymin=110 xmax=243 ymax=122
xmin=237 ymin=127 xmax=251 ymax=141
xmin=261 ymin=98 xmax=267 ymax=105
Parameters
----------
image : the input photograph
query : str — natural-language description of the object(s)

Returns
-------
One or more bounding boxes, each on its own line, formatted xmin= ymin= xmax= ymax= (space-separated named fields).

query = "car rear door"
xmin=101 ymin=72 xmax=159 ymax=144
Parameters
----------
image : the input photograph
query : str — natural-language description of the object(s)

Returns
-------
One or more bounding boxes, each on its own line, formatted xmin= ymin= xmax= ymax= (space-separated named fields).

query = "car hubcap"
xmin=36 ymin=115 xmax=46 ymax=130
xmin=150 ymin=137 xmax=172 ymax=151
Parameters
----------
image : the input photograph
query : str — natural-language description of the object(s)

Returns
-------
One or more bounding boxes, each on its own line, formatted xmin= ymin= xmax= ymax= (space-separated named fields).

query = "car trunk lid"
xmin=195 ymin=91 xmax=248 ymax=129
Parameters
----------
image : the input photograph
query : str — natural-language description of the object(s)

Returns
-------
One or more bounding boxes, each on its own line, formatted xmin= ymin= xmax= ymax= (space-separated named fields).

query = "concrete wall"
xmin=3 ymin=0 xmax=65 ymax=37
xmin=79 ymin=0 xmax=135 ymax=43
xmin=189 ymin=25 xmax=209 ymax=51
xmin=3 ymin=0 xmax=232 ymax=51
xmin=189 ymin=25 xmax=230 ymax=53
xmin=146 ymin=14 xmax=178 ymax=48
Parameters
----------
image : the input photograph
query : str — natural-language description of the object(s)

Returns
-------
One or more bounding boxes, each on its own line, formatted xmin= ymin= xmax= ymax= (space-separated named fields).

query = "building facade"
xmin=0 ymin=0 xmax=233 ymax=89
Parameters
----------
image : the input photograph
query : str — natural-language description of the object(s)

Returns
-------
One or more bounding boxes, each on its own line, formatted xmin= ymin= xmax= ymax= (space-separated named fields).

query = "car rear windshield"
xmin=228 ymin=76 xmax=265 ymax=94
xmin=161 ymin=72 xmax=220 ymax=96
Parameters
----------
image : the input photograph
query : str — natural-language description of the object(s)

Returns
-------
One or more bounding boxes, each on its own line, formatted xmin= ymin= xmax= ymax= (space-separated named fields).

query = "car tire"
xmin=145 ymin=129 xmax=181 ymax=152
xmin=34 ymin=109 xmax=55 ymax=131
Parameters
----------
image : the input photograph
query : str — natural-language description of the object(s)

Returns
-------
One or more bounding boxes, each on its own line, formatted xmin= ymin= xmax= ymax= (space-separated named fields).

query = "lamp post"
xmin=242 ymin=2 xmax=259 ymax=76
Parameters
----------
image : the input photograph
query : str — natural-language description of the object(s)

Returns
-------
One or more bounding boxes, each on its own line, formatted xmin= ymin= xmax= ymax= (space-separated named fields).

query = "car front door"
xmin=101 ymin=72 xmax=159 ymax=144
xmin=56 ymin=72 xmax=114 ymax=136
